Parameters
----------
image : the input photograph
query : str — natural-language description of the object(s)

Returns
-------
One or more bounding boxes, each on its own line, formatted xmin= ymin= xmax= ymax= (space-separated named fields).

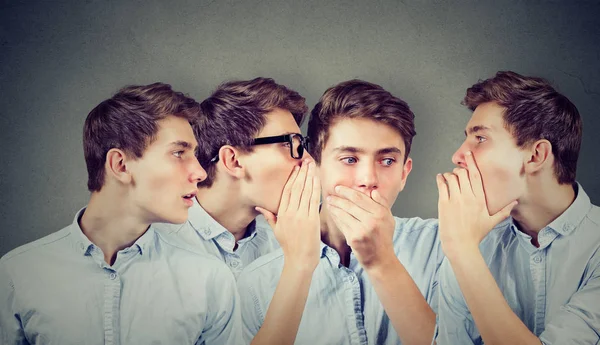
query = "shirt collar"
xmin=189 ymin=198 xmax=259 ymax=241
xmin=69 ymin=206 xmax=155 ymax=257
xmin=502 ymin=182 xmax=591 ymax=248
xmin=545 ymin=182 xmax=591 ymax=236
xmin=69 ymin=207 xmax=95 ymax=256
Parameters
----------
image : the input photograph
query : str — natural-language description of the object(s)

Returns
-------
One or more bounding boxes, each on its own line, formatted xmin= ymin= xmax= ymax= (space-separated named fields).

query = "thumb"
xmin=490 ymin=200 xmax=518 ymax=226
xmin=255 ymin=206 xmax=277 ymax=229
xmin=370 ymin=189 xmax=389 ymax=208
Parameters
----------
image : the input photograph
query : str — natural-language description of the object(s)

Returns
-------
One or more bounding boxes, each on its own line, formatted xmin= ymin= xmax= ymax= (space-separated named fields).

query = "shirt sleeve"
xmin=435 ymin=258 xmax=482 ymax=345
xmin=428 ymin=228 xmax=446 ymax=315
xmin=236 ymin=271 xmax=265 ymax=345
xmin=538 ymin=262 xmax=600 ymax=344
xmin=0 ymin=260 xmax=29 ymax=345
xmin=198 ymin=266 xmax=242 ymax=345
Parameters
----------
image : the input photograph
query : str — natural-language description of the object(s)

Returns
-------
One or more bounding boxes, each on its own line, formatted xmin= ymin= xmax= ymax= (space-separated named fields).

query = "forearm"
xmin=448 ymin=248 xmax=541 ymax=345
xmin=250 ymin=263 xmax=314 ymax=345
xmin=366 ymin=256 xmax=436 ymax=345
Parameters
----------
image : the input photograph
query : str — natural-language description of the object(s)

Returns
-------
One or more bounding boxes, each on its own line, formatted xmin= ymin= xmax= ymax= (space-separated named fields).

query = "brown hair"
xmin=196 ymin=77 xmax=308 ymax=187
xmin=463 ymin=71 xmax=582 ymax=184
xmin=307 ymin=79 xmax=416 ymax=163
xmin=84 ymin=82 xmax=201 ymax=192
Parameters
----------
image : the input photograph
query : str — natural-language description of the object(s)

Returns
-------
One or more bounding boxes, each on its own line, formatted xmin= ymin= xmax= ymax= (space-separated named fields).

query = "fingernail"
xmin=326 ymin=196 xmax=332 ymax=202
xmin=335 ymin=185 xmax=340 ymax=193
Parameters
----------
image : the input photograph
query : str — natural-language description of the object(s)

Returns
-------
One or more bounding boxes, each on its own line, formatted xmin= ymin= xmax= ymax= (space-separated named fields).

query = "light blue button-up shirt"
xmin=237 ymin=217 xmax=443 ymax=345
xmin=435 ymin=183 xmax=600 ymax=344
xmin=0 ymin=208 xmax=241 ymax=345
xmin=154 ymin=198 xmax=279 ymax=278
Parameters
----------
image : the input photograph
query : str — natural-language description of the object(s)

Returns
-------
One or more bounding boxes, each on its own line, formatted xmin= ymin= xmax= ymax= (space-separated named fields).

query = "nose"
xmin=190 ymin=158 xmax=208 ymax=183
xmin=356 ymin=161 xmax=378 ymax=193
xmin=452 ymin=142 xmax=468 ymax=168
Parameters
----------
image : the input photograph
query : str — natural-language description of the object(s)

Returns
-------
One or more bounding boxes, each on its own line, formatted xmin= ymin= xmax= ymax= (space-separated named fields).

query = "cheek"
xmin=475 ymin=153 xmax=522 ymax=199
xmin=319 ymin=163 xmax=354 ymax=197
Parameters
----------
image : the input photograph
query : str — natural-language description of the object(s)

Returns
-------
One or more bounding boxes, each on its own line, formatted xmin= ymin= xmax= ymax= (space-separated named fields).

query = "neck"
xmin=196 ymin=181 xmax=258 ymax=242
xmin=511 ymin=179 xmax=576 ymax=242
xmin=80 ymin=190 xmax=151 ymax=265
xmin=319 ymin=204 xmax=352 ymax=267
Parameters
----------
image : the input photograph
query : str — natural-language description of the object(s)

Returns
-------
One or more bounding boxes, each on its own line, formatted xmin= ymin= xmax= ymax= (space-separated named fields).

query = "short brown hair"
xmin=307 ymin=79 xmax=416 ymax=163
xmin=84 ymin=82 xmax=201 ymax=192
xmin=196 ymin=77 xmax=308 ymax=187
xmin=463 ymin=71 xmax=582 ymax=184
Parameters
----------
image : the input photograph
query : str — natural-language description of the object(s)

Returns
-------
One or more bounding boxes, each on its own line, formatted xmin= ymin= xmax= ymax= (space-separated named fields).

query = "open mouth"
xmin=182 ymin=191 xmax=197 ymax=200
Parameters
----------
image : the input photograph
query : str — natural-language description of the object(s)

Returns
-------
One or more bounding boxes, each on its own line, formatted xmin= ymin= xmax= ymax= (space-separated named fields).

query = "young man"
xmin=154 ymin=77 xmax=319 ymax=278
xmin=0 ymin=83 xmax=240 ymax=344
xmin=435 ymin=71 xmax=600 ymax=344
xmin=238 ymin=80 xmax=445 ymax=345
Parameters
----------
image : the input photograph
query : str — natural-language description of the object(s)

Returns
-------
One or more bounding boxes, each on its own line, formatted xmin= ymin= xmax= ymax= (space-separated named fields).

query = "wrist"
xmin=362 ymin=250 xmax=400 ymax=276
xmin=444 ymin=242 xmax=481 ymax=265
xmin=282 ymin=256 xmax=319 ymax=275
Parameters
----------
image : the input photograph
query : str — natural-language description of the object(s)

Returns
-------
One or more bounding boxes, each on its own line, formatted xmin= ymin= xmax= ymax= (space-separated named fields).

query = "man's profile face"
xmin=128 ymin=115 xmax=206 ymax=224
xmin=452 ymin=101 xmax=526 ymax=214
xmin=318 ymin=117 xmax=412 ymax=209
xmin=241 ymin=107 xmax=308 ymax=214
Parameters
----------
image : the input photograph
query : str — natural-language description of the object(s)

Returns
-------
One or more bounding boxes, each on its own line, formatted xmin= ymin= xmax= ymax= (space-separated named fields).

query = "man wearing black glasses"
xmin=154 ymin=77 xmax=321 ymax=280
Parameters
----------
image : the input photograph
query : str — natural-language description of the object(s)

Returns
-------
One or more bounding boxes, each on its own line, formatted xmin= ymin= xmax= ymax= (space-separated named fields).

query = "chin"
xmin=159 ymin=212 xmax=187 ymax=225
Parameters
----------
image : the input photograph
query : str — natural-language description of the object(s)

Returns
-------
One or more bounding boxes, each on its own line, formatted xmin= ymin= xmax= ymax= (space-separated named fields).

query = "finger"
xmin=255 ymin=206 xmax=277 ymax=229
xmin=464 ymin=151 xmax=485 ymax=199
xmin=327 ymin=195 xmax=371 ymax=222
xmin=279 ymin=165 xmax=300 ymax=213
xmin=443 ymin=172 xmax=461 ymax=199
xmin=334 ymin=185 xmax=376 ymax=214
xmin=309 ymin=172 xmax=322 ymax=216
xmin=454 ymin=167 xmax=472 ymax=196
xmin=436 ymin=173 xmax=449 ymax=202
xmin=298 ymin=162 xmax=316 ymax=213
xmin=328 ymin=205 xmax=361 ymax=239
xmin=370 ymin=189 xmax=390 ymax=209
xmin=287 ymin=160 xmax=310 ymax=212
xmin=490 ymin=200 xmax=518 ymax=225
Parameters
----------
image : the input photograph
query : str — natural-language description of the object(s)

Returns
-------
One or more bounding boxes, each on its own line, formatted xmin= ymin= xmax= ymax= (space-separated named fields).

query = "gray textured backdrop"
xmin=1 ymin=0 xmax=599 ymax=256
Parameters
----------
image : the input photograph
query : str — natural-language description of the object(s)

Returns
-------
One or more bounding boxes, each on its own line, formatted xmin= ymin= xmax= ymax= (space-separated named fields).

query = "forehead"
xmin=148 ymin=115 xmax=197 ymax=149
xmin=258 ymin=107 xmax=301 ymax=136
xmin=466 ymin=102 xmax=508 ymax=134
xmin=324 ymin=117 xmax=406 ymax=153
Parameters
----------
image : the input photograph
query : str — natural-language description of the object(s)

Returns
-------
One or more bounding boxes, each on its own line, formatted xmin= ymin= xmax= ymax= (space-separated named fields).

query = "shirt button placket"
xmin=104 ymin=269 xmax=121 ymax=345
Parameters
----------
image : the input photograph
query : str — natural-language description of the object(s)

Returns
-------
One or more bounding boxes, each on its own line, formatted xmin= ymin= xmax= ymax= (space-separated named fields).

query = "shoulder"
xmin=1 ymin=226 xmax=72 ymax=268
xmin=237 ymin=248 xmax=285 ymax=292
xmin=392 ymin=216 xmax=440 ymax=247
xmin=586 ymin=203 xmax=600 ymax=227
xmin=240 ymin=247 xmax=284 ymax=275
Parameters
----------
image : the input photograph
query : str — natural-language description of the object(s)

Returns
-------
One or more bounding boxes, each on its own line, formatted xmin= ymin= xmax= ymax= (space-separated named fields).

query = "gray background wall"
xmin=1 ymin=0 xmax=599 ymax=256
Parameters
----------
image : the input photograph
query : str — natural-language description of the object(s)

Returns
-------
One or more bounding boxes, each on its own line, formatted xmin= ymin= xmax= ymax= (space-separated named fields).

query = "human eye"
xmin=381 ymin=158 xmax=396 ymax=166
xmin=173 ymin=150 xmax=185 ymax=158
xmin=341 ymin=157 xmax=357 ymax=165
xmin=476 ymin=136 xmax=487 ymax=143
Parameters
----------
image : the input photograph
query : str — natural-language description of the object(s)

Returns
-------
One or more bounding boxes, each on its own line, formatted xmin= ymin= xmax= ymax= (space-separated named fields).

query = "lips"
xmin=182 ymin=190 xmax=197 ymax=206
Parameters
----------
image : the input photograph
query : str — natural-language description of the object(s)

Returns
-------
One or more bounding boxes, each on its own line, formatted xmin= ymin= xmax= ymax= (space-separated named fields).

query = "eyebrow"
xmin=332 ymin=146 xmax=402 ymax=156
xmin=169 ymin=141 xmax=195 ymax=149
xmin=465 ymin=125 xmax=491 ymax=137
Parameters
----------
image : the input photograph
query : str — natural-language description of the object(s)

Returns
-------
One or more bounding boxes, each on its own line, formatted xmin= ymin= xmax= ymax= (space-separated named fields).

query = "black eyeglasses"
xmin=210 ymin=133 xmax=309 ymax=163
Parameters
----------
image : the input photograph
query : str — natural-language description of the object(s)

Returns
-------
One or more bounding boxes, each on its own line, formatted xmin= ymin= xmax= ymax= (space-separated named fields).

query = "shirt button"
xmin=231 ymin=261 xmax=239 ymax=268
xmin=349 ymin=275 xmax=355 ymax=282
xmin=109 ymin=272 xmax=117 ymax=280
xmin=533 ymin=256 xmax=542 ymax=263
xmin=203 ymin=229 xmax=212 ymax=236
